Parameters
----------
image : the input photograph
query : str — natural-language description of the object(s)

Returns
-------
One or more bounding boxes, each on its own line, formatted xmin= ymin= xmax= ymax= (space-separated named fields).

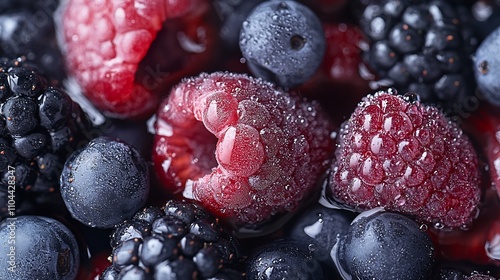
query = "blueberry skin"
xmin=246 ymin=239 xmax=325 ymax=280
xmin=60 ymin=136 xmax=150 ymax=228
xmin=239 ymin=0 xmax=326 ymax=88
xmin=214 ymin=0 xmax=266 ymax=49
xmin=0 ymin=215 xmax=80 ymax=280
xmin=337 ymin=211 xmax=434 ymax=280
xmin=474 ymin=25 xmax=500 ymax=106
xmin=286 ymin=204 xmax=355 ymax=265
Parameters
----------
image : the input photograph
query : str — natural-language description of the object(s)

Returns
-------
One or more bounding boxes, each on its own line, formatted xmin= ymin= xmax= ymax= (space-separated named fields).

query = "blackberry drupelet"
xmin=358 ymin=0 xmax=478 ymax=111
xmin=102 ymin=200 xmax=244 ymax=279
xmin=0 ymin=57 xmax=87 ymax=218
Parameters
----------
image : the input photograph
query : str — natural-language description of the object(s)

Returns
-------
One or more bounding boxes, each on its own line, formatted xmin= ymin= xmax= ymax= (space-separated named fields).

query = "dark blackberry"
xmin=0 ymin=57 xmax=87 ymax=218
xmin=358 ymin=0 xmax=478 ymax=111
xmin=0 ymin=0 xmax=65 ymax=83
xmin=101 ymin=200 xmax=244 ymax=280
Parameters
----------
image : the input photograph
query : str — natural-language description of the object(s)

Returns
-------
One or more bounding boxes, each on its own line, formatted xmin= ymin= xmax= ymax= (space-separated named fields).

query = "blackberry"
xmin=358 ymin=0 xmax=478 ymax=110
xmin=0 ymin=57 xmax=87 ymax=218
xmin=0 ymin=0 xmax=65 ymax=83
xmin=102 ymin=200 xmax=244 ymax=279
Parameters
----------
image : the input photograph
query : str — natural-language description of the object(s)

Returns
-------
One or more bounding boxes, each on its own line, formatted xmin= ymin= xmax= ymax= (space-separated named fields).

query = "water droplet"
xmin=433 ymin=222 xmax=444 ymax=230
xmin=308 ymin=243 xmax=316 ymax=252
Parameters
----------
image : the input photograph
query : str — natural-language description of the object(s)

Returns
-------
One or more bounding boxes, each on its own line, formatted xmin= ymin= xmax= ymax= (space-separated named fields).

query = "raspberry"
xmin=59 ymin=0 xmax=217 ymax=119
xmin=102 ymin=200 xmax=243 ymax=279
xmin=328 ymin=90 xmax=481 ymax=228
xmin=321 ymin=23 xmax=369 ymax=88
xmin=152 ymin=72 xmax=334 ymax=226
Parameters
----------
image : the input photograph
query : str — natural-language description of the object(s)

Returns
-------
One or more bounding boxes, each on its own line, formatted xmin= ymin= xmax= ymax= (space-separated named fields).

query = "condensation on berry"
xmin=486 ymin=233 xmax=500 ymax=260
xmin=351 ymin=178 xmax=362 ymax=192
xmin=419 ymin=224 xmax=428 ymax=231
xmin=433 ymin=222 xmax=445 ymax=230
xmin=303 ymin=215 xmax=323 ymax=239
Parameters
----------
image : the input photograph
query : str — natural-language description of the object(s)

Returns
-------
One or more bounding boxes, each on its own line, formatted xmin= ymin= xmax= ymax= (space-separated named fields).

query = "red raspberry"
xmin=321 ymin=23 xmax=368 ymax=86
xmin=328 ymin=90 xmax=482 ymax=228
xmin=152 ymin=72 xmax=335 ymax=226
xmin=478 ymin=108 xmax=500 ymax=199
xmin=60 ymin=0 xmax=216 ymax=119
xmin=429 ymin=187 xmax=500 ymax=266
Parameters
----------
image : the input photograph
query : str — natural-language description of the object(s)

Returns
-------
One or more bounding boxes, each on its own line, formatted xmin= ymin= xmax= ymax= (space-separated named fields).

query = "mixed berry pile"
xmin=1 ymin=0 xmax=500 ymax=279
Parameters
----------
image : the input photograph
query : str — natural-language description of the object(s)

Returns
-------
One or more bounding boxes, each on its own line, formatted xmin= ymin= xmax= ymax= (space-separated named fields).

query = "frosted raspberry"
xmin=59 ymin=0 xmax=215 ymax=118
xmin=329 ymin=90 xmax=481 ymax=229
xmin=152 ymin=72 xmax=335 ymax=226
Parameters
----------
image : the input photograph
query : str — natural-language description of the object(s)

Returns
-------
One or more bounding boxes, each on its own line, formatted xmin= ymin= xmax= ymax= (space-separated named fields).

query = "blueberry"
xmin=239 ymin=1 xmax=325 ymax=88
xmin=60 ymin=136 xmax=150 ymax=228
xmin=213 ymin=0 xmax=266 ymax=49
xmin=246 ymin=239 xmax=325 ymax=280
xmin=286 ymin=204 xmax=355 ymax=266
xmin=336 ymin=210 xmax=434 ymax=280
xmin=0 ymin=215 xmax=79 ymax=279
xmin=473 ymin=25 xmax=500 ymax=106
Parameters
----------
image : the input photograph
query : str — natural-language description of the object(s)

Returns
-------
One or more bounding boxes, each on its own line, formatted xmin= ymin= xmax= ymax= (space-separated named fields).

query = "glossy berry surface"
xmin=0 ymin=215 xmax=80 ymax=280
xmin=473 ymin=25 xmax=500 ymax=107
xmin=239 ymin=1 xmax=326 ymax=88
xmin=0 ymin=0 xmax=65 ymax=83
xmin=329 ymin=90 xmax=481 ymax=228
xmin=286 ymin=203 xmax=355 ymax=265
xmin=245 ymin=239 xmax=325 ymax=280
xmin=358 ymin=0 xmax=478 ymax=110
xmin=213 ymin=0 xmax=266 ymax=50
xmin=153 ymin=72 xmax=334 ymax=226
xmin=60 ymin=136 xmax=150 ymax=228
xmin=1 ymin=0 xmax=500 ymax=278
xmin=336 ymin=210 xmax=435 ymax=280
xmin=0 ymin=57 xmax=87 ymax=196
xmin=103 ymin=200 xmax=243 ymax=279
xmin=60 ymin=0 xmax=217 ymax=119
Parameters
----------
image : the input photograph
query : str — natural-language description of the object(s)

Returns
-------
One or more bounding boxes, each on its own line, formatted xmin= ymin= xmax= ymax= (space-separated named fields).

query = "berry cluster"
xmin=1 ymin=0 xmax=500 ymax=279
